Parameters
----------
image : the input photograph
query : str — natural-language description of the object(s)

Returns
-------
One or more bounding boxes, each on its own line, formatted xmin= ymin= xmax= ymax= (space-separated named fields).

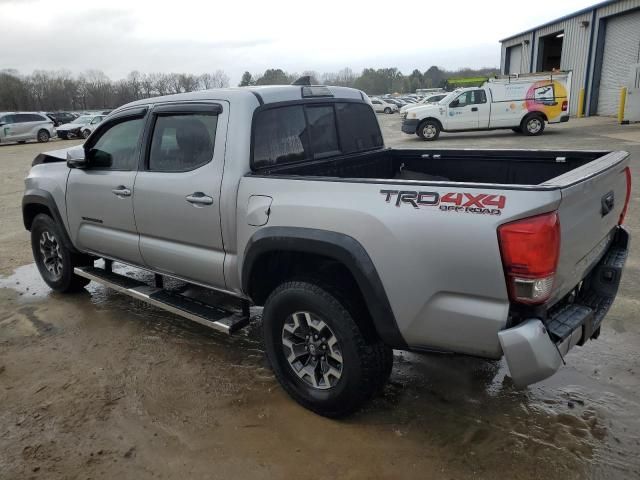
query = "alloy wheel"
xmin=39 ymin=231 xmax=63 ymax=280
xmin=281 ymin=311 xmax=343 ymax=390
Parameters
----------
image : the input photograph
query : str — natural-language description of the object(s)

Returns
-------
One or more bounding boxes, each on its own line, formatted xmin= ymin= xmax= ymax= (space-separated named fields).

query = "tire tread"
xmin=264 ymin=280 xmax=391 ymax=417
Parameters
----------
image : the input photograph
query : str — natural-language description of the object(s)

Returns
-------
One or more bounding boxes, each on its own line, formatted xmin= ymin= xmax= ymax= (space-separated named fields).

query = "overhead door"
xmin=507 ymin=45 xmax=523 ymax=74
xmin=597 ymin=10 xmax=640 ymax=115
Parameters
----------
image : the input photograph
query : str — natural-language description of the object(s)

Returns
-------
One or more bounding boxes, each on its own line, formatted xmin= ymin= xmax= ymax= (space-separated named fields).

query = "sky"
xmin=1 ymin=0 xmax=599 ymax=83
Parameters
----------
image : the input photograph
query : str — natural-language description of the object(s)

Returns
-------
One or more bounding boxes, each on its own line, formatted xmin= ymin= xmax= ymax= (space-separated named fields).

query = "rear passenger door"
xmin=133 ymin=102 xmax=228 ymax=288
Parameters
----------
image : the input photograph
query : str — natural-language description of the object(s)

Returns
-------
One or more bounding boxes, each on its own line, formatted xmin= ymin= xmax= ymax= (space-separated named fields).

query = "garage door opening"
xmin=537 ymin=32 xmax=564 ymax=71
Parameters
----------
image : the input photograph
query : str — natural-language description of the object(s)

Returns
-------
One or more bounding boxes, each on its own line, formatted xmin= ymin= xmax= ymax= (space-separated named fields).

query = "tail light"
xmin=619 ymin=166 xmax=632 ymax=225
xmin=498 ymin=211 xmax=560 ymax=304
xmin=561 ymin=100 xmax=568 ymax=112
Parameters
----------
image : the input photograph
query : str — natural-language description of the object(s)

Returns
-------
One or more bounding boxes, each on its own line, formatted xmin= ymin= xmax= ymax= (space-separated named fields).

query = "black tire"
xmin=263 ymin=280 xmax=392 ymax=418
xmin=384 ymin=107 xmax=392 ymax=114
xmin=521 ymin=114 xmax=545 ymax=136
xmin=58 ymin=132 xmax=68 ymax=140
xmin=417 ymin=119 xmax=441 ymax=141
xmin=511 ymin=127 xmax=522 ymax=134
xmin=37 ymin=129 xmax=50 ymax=143
xmin=31 ymin=214 xmax=92 ymax=293
xmin=81 ymin=129 xmax=91 ymax=139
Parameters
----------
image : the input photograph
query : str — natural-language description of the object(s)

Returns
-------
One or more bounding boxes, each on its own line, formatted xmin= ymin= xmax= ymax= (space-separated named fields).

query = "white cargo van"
xmin=402 ymin=72 xmax=571 ymax=140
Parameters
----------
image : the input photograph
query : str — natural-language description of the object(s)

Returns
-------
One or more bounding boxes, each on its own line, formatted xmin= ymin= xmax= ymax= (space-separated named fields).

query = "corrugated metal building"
xmin=500 ymin=0 xmax=640 ymax=116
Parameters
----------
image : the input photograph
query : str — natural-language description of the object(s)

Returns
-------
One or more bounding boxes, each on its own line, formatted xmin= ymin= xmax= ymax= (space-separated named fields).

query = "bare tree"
xmin=199 ymin=70 xmax=229 ymax=89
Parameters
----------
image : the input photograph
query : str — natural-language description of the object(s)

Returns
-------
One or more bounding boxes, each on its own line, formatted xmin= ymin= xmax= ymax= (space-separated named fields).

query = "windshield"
xmin=438 ymin=91 xmax=459 ymax=105
xmin=73 ymin=116 xmax=92 ymax=124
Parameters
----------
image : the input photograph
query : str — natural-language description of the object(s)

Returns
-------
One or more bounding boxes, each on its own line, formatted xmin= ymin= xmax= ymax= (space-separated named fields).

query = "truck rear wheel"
xmin=262 ymin=280 xmax=392 ymax=418
xmin=417 ymin=119 xmax=440 ymax=140
xmin=522 ymin=114 xmax=545 ymax=136
xmin=31 ymin=214 xmax=92 ymax=293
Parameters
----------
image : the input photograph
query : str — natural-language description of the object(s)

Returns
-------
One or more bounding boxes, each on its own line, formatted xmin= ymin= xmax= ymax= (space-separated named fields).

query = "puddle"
xmin=1 ymin=262 xmax=639 ymax=478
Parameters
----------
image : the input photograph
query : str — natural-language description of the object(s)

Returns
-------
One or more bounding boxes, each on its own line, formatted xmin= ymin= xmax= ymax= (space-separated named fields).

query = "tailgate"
xmin=550 ymin=151 xmax=630 ymax=304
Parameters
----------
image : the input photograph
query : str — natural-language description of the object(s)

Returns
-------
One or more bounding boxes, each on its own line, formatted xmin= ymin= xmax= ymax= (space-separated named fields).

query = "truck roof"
xmin=113 ymin=85 xmax=367 ymax=115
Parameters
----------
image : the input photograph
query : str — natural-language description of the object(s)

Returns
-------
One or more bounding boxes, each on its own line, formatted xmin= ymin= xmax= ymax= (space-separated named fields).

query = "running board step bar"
xmin=74 ymin=266 xmax=250 ymax=334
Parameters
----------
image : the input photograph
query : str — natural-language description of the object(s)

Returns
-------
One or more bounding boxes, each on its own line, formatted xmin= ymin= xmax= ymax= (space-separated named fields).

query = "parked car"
xmin=22 ymin=85 xmax=631 ymax=417
xmin=370 ymin=97 xmax=398 ymax=114
xmin=0 ymin=112 xmax=54 ymax=144
xmin=56 ymin=114 xmax=106 ymax=139
xmin=399 ymin=93 xmax=449 ymax=114
xmin=402 ymin=71 xmax=572 ymax=140
xmin=384 ymin=98 xmax=405 ymax=108
xmin=47 ymin=112 xmax=78 ymax=127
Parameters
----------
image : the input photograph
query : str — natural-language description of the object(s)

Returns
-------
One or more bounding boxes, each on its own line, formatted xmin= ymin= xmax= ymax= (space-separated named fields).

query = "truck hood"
xmin=32 ymin=145 xmax=82 ymax=166
xmin=56 ymin=123 xmax=84 ymax=132
xmin=404 ymin=104 xmax=443 ymax=118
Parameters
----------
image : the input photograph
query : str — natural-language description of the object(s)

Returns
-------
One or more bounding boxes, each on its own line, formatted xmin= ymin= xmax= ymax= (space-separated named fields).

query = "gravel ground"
xmin=1 ymin=118 xmax=639 ymax=480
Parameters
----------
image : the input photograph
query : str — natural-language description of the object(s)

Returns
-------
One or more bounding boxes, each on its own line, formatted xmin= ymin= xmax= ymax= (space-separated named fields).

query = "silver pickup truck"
xmin=22 ymin=85 xmax=631 ymax=417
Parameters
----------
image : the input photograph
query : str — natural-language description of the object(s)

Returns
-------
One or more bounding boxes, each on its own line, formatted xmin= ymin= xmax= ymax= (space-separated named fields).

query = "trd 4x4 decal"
xmin=380 ymin=190 xmax=506 ymax=216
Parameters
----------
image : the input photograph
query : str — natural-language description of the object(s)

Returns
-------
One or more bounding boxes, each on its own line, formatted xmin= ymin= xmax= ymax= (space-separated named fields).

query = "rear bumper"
xmin=401 ymin=118 xmax=419 ymax=134
xmin=499 ymin=226 xmax=629 ymax=387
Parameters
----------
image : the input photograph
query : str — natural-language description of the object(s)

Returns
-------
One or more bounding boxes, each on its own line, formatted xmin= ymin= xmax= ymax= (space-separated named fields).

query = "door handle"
xmin=112 ymin=186 xmax=131 ymax=197
xmin=471 ymin=107 xmax=478 ymax=112
xmin=185 ymin=192 xmax=214 ymax=206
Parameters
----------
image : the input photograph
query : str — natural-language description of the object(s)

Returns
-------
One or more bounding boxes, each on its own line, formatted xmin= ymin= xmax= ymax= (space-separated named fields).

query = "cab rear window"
xmin=252 ymin=102 xmax=382 ymax=170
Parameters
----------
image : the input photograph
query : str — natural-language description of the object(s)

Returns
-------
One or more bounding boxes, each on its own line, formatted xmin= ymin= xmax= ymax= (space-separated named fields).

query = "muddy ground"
xmin=1 ymin=118 xmax=639 ymax=479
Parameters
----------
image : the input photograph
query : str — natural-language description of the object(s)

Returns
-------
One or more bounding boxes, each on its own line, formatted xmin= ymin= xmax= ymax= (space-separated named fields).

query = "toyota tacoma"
xmin=22 ymin=84 xmax=631 ymax=417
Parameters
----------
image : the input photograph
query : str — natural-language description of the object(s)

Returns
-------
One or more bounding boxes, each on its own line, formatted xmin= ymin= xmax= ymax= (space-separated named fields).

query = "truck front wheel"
xmin=262 ymin=280 xmax=392 ymax=418
xmin=31 ymin=214 xmax=92 ymax=293
xmin=522 ymin=114 xmax=545 ymax=136
xmin=417 ymin=119 xmax=441 ymax=140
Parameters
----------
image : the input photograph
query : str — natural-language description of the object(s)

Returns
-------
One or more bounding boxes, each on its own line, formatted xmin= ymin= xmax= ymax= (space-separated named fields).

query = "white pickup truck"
xmin=402 ymin=72 xmax=571 ymax=140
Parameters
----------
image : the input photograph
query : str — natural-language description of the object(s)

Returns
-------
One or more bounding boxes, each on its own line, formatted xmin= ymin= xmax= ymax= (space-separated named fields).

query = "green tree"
xmin=255 ymin=69 xmax=290 ymax=85
xmin=423 ymin=66 xmax=446 ymax=88
xmin=239 ymin=71 xmax=254 ymax=86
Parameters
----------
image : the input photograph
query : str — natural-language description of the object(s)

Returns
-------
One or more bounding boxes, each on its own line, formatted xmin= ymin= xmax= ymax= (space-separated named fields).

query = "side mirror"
xmin=66 ymin=146 xmax=87 ymax=168
xmin=450 ymin=100 xmax=460 ymax=108
xmin=86 ymin=148 xmax=113 ymax=168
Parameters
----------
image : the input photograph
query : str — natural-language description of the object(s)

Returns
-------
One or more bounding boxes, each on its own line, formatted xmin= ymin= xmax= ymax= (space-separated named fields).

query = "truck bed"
xmin=241 ymin=146 xmax=630 ymax=358
xmin=250 ymin=148 xmax=616 ymax=187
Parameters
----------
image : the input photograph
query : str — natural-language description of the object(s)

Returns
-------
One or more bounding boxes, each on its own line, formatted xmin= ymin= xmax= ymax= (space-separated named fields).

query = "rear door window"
xmin=14 ymin=114 xmax=33 ymax=123
xmin=148 ymin=113 xmax=217 ymax=172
